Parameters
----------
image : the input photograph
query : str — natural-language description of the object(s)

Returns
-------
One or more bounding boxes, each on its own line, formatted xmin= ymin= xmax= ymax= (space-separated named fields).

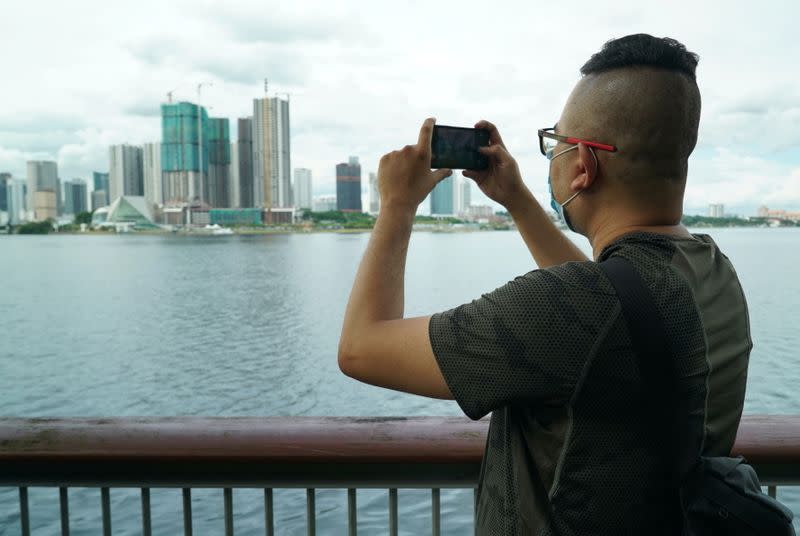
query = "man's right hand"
xmin=463 ymin=120 xmax=532 ymax=211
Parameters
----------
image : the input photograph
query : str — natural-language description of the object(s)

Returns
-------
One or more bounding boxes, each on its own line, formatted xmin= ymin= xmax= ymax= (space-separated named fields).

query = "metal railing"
xmin=2 ymin=415 xmax=799 ymax=535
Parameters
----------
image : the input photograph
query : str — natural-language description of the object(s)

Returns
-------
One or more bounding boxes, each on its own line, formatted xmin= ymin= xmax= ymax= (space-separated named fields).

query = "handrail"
xmin=2 ymin=415 xmax=799 ymax=487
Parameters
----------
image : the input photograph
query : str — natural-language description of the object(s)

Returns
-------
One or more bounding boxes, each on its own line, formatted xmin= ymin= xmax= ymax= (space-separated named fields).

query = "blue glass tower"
xmin=430 ymin=174 xmax=454 ymax=216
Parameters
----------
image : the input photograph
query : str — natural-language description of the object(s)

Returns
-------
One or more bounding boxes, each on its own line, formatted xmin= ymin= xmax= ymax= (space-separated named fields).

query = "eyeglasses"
xmin=538 ymin=127 xmax=617 ymax=157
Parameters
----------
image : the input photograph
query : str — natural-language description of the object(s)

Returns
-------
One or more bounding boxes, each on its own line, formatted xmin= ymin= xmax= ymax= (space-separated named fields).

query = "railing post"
xmin=768 ymin=485 xmax=777 ymax=499
xmin=432 ymin=488 xmax=441 ymax=536
xmin=306 ymin=488 xmax=316 ymax=536
xmin=183 ymin=488 xmax=193 ymax=536
xmin=101 ymin=487 xmax=111 ymax=536
xmin=141 ymin=488 xmax=152 ymax=536
xmin=389 ymin=488 xmax=398 ymax=536
xmin=59 ymin=487 xmax=70 ymax=536
xmin=264 ymin=489 xmax=274 ymax=536
xmin=224 ymin=487 xmax=234 ymax=536
xmin=348 ymin=488 xmax=357 ymax=536
xmin=19 ymin=487 xmax=30 ymax=536
xmin=473 ymin=488 xmax=478 ymax=536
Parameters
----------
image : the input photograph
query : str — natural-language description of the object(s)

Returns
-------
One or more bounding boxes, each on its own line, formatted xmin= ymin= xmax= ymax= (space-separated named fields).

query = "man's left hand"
xmin=378 ymin=118 xmax=452 ymax=213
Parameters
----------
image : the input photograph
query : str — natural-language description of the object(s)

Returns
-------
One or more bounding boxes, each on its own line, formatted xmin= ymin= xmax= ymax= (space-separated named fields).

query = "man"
xmin=338 ymin=34 xmax=750 ymax=535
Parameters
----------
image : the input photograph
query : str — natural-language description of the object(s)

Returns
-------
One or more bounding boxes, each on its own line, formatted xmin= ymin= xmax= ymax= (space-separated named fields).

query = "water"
xmin=1 ymin=228 xmax=798 ymax=534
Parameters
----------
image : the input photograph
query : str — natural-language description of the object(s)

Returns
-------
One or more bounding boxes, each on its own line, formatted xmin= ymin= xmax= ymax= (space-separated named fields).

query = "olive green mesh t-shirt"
xmin=429 ymin=232 xmax=751 ymax=536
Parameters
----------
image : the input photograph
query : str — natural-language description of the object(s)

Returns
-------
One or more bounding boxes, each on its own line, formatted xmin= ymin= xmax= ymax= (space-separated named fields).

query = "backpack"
xmin=599 ymin=256 xmax=795 ymax=535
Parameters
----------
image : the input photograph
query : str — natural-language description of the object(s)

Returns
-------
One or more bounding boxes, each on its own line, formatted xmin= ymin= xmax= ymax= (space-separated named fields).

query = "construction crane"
xmin=165 ymin=82 xmax=191 ymax=103
xmin=265 ymin=77 xmax=300 ymax=101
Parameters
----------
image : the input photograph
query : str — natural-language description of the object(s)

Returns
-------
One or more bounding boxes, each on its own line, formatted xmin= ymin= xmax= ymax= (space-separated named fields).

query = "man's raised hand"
xmin=378 ymin=118 xmax=453 ymax=213
xmin=463 ymin=120 xmax=529 ymax=211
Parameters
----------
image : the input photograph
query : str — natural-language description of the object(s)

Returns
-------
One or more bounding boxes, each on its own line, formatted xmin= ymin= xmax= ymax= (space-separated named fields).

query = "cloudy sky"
xmin=1 ymin=0 xmax=798 ymax=216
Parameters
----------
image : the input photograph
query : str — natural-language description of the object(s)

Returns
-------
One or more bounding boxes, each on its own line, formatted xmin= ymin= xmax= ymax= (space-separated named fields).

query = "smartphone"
xmin=431 ymin=125 xmax=490 ymax=170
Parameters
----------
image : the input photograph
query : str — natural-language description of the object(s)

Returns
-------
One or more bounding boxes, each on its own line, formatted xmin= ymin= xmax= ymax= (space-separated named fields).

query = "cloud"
xmin=0 ymin=131 xmax=77 ymax=157
xmin=128 ymin=34 xmax=309 ymax=87
xmin=124 ymin=101 xmax=162 ymax=118
xmin=57 ymin=128 xmax=121 ymax=180
xmin=188 ymin=2 xmax=372 ymax=46
xmin=686 ymin=148 xmax=800 ymax=214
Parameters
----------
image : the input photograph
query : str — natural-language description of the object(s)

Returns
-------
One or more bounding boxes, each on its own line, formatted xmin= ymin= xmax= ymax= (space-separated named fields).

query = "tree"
xmin=74 ymin=211 xmax=93 ymax=225
xmin=17 ymin=220 xmax=53 ymax=234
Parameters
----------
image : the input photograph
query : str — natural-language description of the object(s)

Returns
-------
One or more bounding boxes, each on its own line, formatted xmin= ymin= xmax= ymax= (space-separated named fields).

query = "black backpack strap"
xmin=598 ymin=256 xmax=673 ymax=385
xmin=598 ymin=256 xmax=682 ymax=483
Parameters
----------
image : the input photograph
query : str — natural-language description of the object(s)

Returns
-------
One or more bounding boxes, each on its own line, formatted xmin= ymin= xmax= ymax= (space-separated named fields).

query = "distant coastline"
xmin=3 ymin=213 xmax=798 ymax=236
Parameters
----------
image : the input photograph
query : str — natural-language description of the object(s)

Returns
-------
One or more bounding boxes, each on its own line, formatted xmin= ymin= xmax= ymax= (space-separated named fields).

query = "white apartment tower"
xmin=293 ymin=168 xmax=312 ymax=210
xmin=369 ymin=172 xmax=380 ymax=214
xmin=456 ymin=174 xmax=472 ymax=215
xmin=143 ymin=142 xmax=163 ymax=207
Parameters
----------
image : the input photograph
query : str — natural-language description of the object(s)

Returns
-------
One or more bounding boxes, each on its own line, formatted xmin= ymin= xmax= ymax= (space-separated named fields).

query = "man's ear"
xmin=571 ymin=143 xmax=599 ymax=191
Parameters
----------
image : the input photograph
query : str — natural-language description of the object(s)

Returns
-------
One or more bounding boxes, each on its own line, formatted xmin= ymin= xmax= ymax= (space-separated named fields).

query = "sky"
xmin=1 ymin=0 xmax=799 ymax=216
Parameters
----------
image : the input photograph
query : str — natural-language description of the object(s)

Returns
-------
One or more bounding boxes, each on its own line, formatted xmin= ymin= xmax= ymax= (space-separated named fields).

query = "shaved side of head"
xmin=564 ymin=67 xmax=701 ymax=182
xmin=559 ymin=34 xmax=702 ymax=202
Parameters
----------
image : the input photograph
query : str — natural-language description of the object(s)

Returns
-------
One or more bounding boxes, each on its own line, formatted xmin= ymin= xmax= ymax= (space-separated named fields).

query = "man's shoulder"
xmin=539 ymin=259 xmax=616 ymax=297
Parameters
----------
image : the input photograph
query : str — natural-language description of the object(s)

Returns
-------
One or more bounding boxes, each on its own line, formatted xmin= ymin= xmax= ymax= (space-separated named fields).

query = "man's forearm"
xmin=340 ymin=205 xmax=415 ymax=353
xmin=507 ymin=189 xmax=589 ymax=269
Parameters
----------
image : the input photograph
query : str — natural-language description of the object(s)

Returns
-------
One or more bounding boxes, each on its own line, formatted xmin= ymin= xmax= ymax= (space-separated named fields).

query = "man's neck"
xmin=589 ymin=222 xmax=691 ymax=260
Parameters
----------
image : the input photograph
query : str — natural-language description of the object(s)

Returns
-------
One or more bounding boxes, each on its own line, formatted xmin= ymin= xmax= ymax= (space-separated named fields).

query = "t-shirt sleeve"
xmin=429 ymin=265 xmax=618 ymax=420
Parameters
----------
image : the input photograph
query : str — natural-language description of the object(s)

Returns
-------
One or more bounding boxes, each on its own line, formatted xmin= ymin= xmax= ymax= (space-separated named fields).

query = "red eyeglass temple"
xmin=564 ymin=137 xmax=617 ymax=152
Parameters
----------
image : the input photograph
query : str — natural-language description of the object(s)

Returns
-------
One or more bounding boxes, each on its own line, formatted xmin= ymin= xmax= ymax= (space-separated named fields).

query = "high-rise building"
xmin=26 ymin=161 xmax=58 ymax=221
xmin=236 ymin=118 xmax=254 ymax=208
xmin=109 ymin=145 xmax=144 ymax=201
xmin=161 ymin=101 xmax=209 ymax=205
xmin=92 ymin=190 xmax=108 ymax=211
xmin=64 ymin=180 xmax=75 ymax=215
xmin=336 ymin=156 xmax=362 ymax=212
xmin=709 ymin=203 xmax=725 ymax=218
xmin=293 ymin=168 xmax=312 ymax=210
xmin=6 ymin=179 xmax=26 ymax=224
xmin=229 ymin=142 xmax=240 ymax=209
xmin=253 ymin=96 xmax=291 ymax=208
xmin=92 ymin=172 xmax=109 ymax=208
xmin=430 ymin=173 xmax=455 ymax=216
xmin=368 ymin=172 xmax=380 ymax=214
xmin=0 ymin=172 xmax=10 ymax=211
xmin=33 ymin=191 xmax=57 ymax=221
xmin=93 ymin=171 xmax=109 ymax=193
xmin=64 ymin=179 xmax=88 ymax=215
xmin=456 ymin=174 xmax=471 ymax=215
xmin=206 ymin=118 xmax=230 ymax=208
xmin=143 ymin=143 xmax=163 ymax=207
xmin=56 ymin=179 xmax=64 ymax=216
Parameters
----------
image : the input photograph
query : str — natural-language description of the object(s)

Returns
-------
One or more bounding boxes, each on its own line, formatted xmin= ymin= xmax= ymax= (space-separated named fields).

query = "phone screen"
xmin=431 ymin=125 xmax=490 ymax=170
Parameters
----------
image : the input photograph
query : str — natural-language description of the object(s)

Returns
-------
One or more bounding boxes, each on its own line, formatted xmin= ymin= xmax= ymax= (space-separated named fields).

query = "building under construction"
xmin=205 ymin=118 xmax=231 ymax=208
xmin=253 ymin=96 xmax=291 ymax=209
xmin=161 ymin=101 xmax=209 ymax=206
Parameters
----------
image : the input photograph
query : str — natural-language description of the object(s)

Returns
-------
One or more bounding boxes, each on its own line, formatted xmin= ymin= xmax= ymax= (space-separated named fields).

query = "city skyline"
xmin=0 ymin=1 xmax=799 ymax=216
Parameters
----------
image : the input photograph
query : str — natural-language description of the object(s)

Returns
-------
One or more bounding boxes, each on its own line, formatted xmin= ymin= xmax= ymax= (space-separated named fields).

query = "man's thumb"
xmin=432 ymin=168 xmax=453 ymax=183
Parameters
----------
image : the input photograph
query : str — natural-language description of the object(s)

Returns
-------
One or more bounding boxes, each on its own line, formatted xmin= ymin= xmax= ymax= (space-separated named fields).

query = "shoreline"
xmin=3 ymin=225 xmax=796 ymax=237
xmin=1 ymin=226 xmax=516 ymax=237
